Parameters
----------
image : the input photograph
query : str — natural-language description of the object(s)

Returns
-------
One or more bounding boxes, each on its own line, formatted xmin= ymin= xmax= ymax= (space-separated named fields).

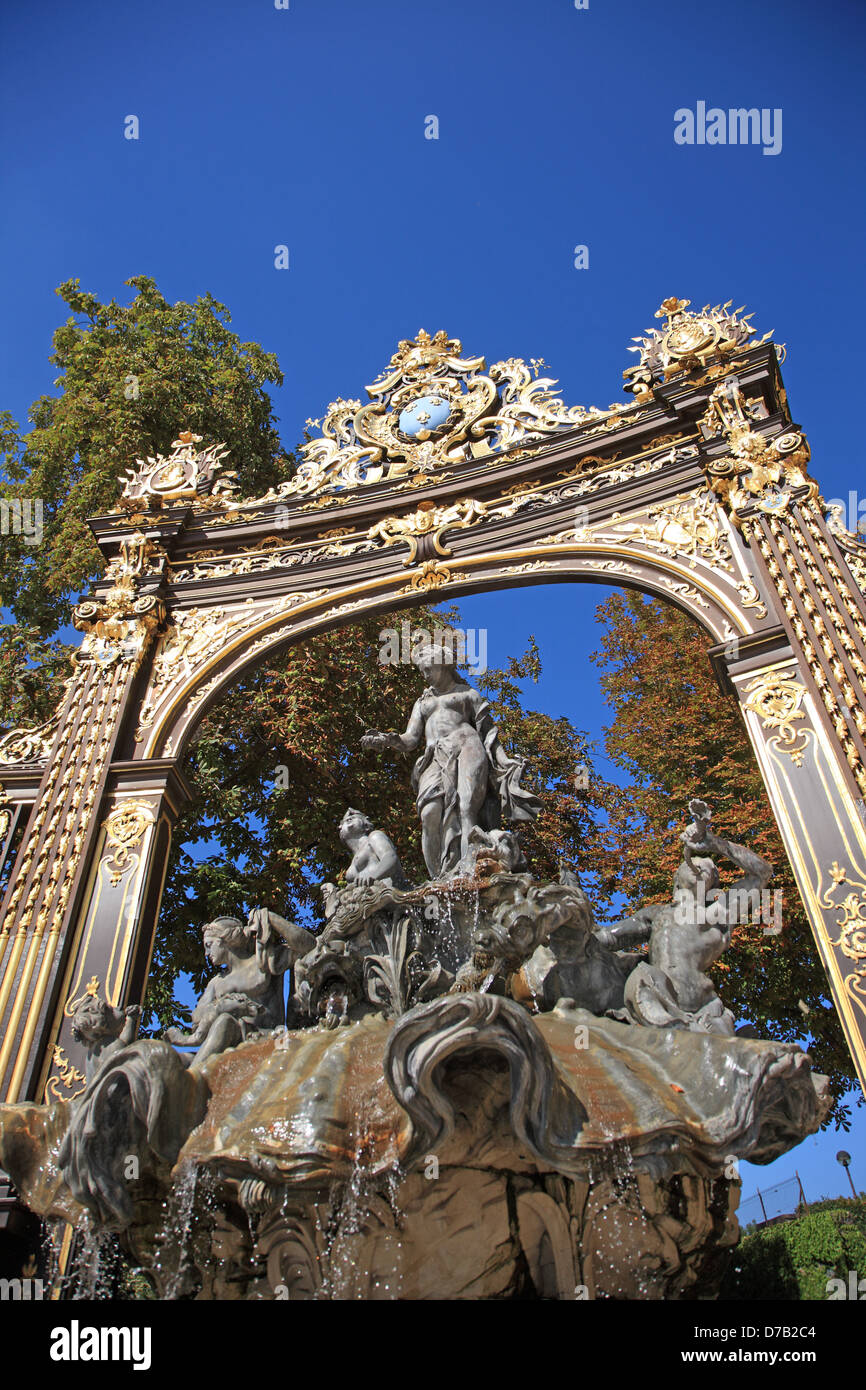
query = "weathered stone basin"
xmin=0 ymin=992 xmax=828 ymax=1300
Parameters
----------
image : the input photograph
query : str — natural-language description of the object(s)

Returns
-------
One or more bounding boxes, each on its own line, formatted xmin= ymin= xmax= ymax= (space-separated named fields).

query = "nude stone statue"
xmin=340 ymin=808 xmax=407 ymax=887
xmin=165 ymin=910 xmax=315 ymax=1066
xmin=361 ymin=640 xmax=540 ymax=879
xmin=596 ymin=799 xmax=773 ymax=1035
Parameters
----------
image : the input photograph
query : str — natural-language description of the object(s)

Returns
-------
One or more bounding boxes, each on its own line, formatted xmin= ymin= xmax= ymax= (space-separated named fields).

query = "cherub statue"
xmin=595 ymin=799 xmax=773 ymax=1035
xmin=69 ymin=991 xmax=142 ymax=1083
xmin=165 ymin=910 xmax=316 ymax=1066
xmin=340 ymin=807 xmax=407 ymax=888
xmin=361 ymin=640 xmax=540 ymax=879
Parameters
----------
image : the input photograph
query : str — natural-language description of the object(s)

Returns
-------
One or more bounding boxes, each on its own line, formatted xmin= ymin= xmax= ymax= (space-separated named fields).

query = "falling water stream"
xmin=150 ymin=1157 xmax=214 ymax=1299
xmin=317 ymin=1090 xmax=405 ymax=1299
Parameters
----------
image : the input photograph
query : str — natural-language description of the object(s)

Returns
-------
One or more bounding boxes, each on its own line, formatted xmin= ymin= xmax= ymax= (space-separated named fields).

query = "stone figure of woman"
xmin=340 ymin=807 xmax=407 ymax=887
xmin=361 ymin=640 xmax=540 ymax=879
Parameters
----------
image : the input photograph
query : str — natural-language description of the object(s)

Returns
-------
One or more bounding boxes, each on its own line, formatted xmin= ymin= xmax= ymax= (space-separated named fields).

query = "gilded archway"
xmin=1 ymin=299 xmax=864 ymax=1111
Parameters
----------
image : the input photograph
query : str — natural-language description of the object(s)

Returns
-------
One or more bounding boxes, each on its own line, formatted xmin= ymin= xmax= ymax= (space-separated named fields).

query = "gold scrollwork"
xmin=501 ymin=561 xmax=559 ymax=576
xmin=44 ymin=1045 xmax=87 ymax=1103
xmin=102 ymin=803 xmax=155 ymax=885
xmin=624 ymin=298 xmax=771 ymax=399
xmin=72 ymin=531 xmax=167 ymax=667
xmin=0 ymin=717 xmax=59 ymax=766
xmin=702 ymin=378 xmax=817 ymax=526
xmin=368 ymin=498 xmax=488 ymax=565
xmin=642 ymin=491 xmax=732 ymax=568
xmin=232 ymin=329 xmax=632 ymax=503
xmin=743 ymin=672 xmax=811 ymax=765
xmin=822 ymin=863 xmax=866 ymax=1026
xmin=737 ymin=579 xmax=768 ymax=617
xmin=168 ymin=532 xmax=375 ymax=584
xmin=367 ymin=483 xmax=551 ymax=568
xmin=400 ymin=561 xmax=461 ymax=594
xmin=136 ymin=602 xmax=259 ymax=736
xmin=147 ymin=589 xmax=331 ymax=748
xmin=117 ymin=431 xmax=239 ymax=511
xmin=63 ymin=974 xmax=101 ymax=1018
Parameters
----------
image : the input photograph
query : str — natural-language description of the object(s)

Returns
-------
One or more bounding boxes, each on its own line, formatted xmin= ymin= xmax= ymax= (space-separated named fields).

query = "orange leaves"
xmin=590 ymin=589 xmax=855 ymax=1117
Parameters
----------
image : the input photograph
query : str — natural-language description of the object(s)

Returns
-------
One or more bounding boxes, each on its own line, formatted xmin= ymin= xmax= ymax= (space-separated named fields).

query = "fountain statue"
xmin=361 ymin=639 xmax=540 ymax=877
xmin=338 ymin=807 xmax=408 ymax=888
xmin=0 ymin=665 xmax=830 ymax=1300
xmin=164 ymin=911 xmax=315 ymax=1066
xmin=596 ymin=799 xmax=773 ymax=1034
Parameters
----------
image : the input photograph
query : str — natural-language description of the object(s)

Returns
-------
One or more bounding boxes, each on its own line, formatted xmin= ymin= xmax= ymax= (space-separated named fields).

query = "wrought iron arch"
xmin=145 ymin=546 xmax=747 ymax=765
xmin=1 ymin=300 xmax=865 ymax=1114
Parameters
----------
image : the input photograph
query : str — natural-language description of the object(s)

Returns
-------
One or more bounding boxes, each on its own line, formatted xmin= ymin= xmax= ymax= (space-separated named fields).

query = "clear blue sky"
xmin=2 ymin=0 xmax=864 ymax=1204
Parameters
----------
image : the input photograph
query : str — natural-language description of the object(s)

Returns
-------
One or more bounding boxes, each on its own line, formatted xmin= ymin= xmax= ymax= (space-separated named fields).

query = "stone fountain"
xmin=0 ymin=641 xmax=829 ymax=1299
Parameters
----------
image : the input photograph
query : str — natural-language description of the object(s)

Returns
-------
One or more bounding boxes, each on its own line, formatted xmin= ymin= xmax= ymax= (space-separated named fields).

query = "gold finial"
xmin=655 ymin=297 xmax=691 ymax=323
xmin=174 ymin=429 xmax=202 ymax=449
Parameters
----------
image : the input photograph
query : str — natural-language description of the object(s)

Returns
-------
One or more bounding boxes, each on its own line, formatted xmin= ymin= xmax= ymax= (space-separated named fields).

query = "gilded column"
xmin=37 ymin=759 xmax=191 ymax=1105
xmin=0 ymin=538 xmax=165 ymax=1101
xmin=702 ymin=379 xmax=866 ymax=1087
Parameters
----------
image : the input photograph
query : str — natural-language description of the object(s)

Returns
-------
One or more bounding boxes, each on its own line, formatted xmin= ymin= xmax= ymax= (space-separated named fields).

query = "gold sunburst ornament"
xmin=624 ymin=298 xmax=774 ymax=399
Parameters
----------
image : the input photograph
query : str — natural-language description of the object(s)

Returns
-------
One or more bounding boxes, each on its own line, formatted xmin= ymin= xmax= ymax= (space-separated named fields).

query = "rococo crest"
xmin=101 ymin=307 xmax=780 ymax=516
xmin=118 ymin=431 xmax=240 ymax=512
xmin=624 ymin=297 xmax=775 ymax=400
xmin=257 ymin=329 xmax=632 ymax=501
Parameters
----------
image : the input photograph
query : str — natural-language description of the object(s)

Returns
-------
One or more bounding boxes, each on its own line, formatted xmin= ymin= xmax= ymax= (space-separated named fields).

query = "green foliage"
xmin=0 ymin=622 xmax=77 ymax=726
xmin=0 ymin=276 xmax=288 ymax=722
xmin=721 ymin=1197 xmax=866 ymax=1300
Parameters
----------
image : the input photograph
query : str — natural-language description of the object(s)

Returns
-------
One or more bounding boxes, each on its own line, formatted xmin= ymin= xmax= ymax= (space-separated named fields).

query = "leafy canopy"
xmin=0 ymin=275 xmax=287 ymax=717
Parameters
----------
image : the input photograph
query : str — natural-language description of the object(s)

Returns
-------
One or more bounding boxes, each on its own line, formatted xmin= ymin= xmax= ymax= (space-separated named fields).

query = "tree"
xmin=591 ymin=589 xmax=859 ymax=1126
xmin=0 ymin=275 xmax=287 ymax=723
xmin=152 ymin=615 xmax=612 ymax=1022
xmin=0 ymin=277 xmax=608 ymax=1030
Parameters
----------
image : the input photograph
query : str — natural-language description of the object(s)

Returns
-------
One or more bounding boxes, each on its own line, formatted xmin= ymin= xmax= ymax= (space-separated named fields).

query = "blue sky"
xmin=2 ymin=0 xmax=864 ymax=1205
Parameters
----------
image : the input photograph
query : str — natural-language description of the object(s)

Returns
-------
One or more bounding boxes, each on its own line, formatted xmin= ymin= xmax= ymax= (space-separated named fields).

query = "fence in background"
xmin=739 ymin=1173 xmax=808 ymax=1228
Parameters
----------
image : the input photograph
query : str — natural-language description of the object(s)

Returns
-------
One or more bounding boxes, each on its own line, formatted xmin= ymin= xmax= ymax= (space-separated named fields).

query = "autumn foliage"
xmin=591 ymin=590 xmax=857 ymax=1123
